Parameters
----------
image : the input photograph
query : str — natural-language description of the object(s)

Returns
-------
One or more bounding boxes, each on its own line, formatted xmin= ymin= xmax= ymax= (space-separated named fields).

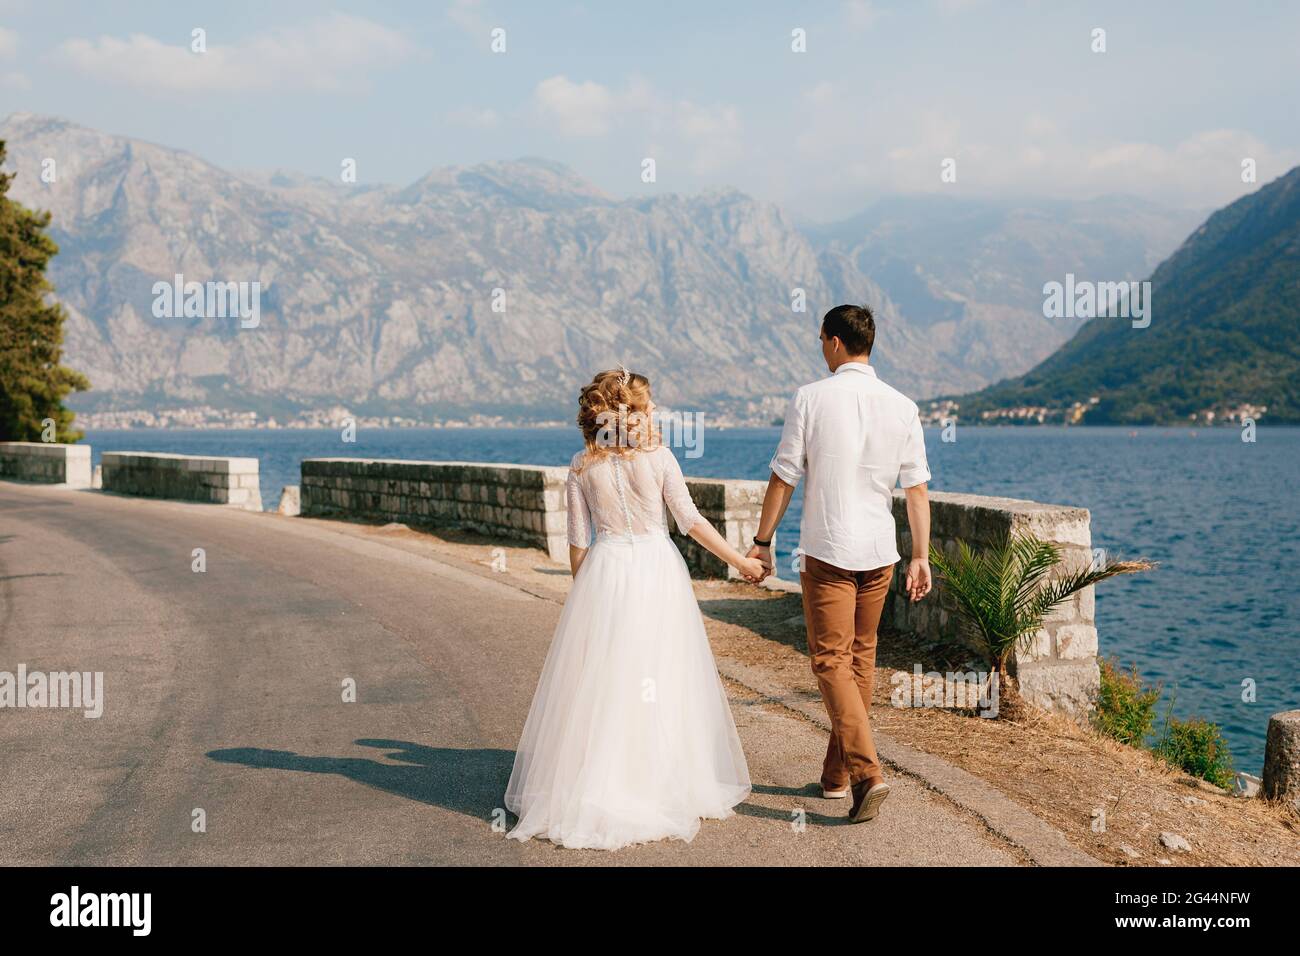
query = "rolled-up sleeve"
xmin=566 ymin=468 xmax=593 ymax=547
xmin=661 ymin=449 xmax=704 ymax=535
xmin=897 ymin=409 xmax=931 ymax=488
xmin=768 ymin=392 xmax=807 ymax=487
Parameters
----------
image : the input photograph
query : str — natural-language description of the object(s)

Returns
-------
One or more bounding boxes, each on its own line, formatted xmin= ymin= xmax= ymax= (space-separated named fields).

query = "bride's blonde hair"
xmin=575 ymin=366 xmax=660 ymax=467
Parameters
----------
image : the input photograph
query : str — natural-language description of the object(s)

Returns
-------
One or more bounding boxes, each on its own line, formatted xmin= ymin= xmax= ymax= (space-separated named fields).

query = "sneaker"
xmin=821 ymin=783 xmax=850 ymax=799
xmin=849 ymin=779 xmax=891 ymax=823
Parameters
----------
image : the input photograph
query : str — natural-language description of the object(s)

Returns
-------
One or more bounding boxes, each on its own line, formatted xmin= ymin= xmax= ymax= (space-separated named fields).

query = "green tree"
xmin=0 ymin=140 xmax=90 ymax=442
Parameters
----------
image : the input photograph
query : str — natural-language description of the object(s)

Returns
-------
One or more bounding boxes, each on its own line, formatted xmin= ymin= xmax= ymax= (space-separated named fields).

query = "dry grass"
xmin=877 ymin=693 xmax=1300 ymax=866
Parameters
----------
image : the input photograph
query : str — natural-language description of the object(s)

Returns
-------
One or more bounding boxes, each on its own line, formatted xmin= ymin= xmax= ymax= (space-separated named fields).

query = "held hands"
xmin=736 ymin=553 xmax=768 ymax=583
xmin=740 ymin=544 xmax=774 ymax=585
xmin=905 ymin=557 xmax=932 ymax=602
xmin=688 ymin=520 xmax=771 ymax=585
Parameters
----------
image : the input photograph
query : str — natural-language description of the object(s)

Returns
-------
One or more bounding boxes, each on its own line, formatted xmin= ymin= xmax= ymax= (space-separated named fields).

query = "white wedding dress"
xmin=504 ymin=445 xmax=751 ymax=850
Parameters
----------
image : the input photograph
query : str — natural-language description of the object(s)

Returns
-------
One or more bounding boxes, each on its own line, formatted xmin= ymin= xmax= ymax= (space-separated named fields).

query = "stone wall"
xmin=301 ymin=458 xmax=571 ymax=561
xmin=887 ymin=489 xmax=1099 ymax=717
xmin=671 ymin=477 xmax=768 ymax=579
xmin=0 ymin=441 xmax=92 ymax=487
xmin=299 ymin=457 xmax=768 ymax=576
xmin=100 ymin=452 xmax=262 ymax=511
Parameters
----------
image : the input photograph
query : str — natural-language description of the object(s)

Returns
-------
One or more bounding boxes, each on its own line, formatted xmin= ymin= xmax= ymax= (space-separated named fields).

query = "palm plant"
xmin=929 ymin=532 xmax=1154 ymax=717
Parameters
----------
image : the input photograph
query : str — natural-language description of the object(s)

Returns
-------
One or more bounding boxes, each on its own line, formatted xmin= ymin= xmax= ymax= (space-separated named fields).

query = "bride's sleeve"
xmin=660 ymin=449 xmax=704 ymax=535
xmin=566 ymin=464 xmax=593 ymax=548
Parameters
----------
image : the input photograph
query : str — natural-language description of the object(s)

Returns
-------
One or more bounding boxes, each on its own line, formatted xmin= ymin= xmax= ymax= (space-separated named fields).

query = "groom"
xmin=749 ymin=304 xmax=932 ymax=824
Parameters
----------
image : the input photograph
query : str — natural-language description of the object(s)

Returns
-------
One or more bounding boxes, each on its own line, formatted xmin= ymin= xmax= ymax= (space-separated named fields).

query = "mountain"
xmin=0 ymin=113 xmax=1198 ymax=421
xmin=0 ymin=113 xmax=900 ymax=421
xmin=807 ymin=195 xmax=1202 ymax=388
xmin=954 ymin=167 xmax=1300 ymax=424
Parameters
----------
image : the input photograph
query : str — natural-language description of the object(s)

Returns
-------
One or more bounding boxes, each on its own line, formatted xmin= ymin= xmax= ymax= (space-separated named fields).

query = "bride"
xmin=504 ymin=367 xmax=764 ymax=850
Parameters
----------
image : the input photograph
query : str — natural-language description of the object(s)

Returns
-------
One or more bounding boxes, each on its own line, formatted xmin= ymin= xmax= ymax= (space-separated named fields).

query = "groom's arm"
xmin=903 ymin=482 xmax=932 ymax=602
xmin=748 ymin=473 xmax=795 ymax=576
xmin=899 ymin=405 xmax=932 ymax=602
xmin=749 ymin=393 xmax=806 ymax=580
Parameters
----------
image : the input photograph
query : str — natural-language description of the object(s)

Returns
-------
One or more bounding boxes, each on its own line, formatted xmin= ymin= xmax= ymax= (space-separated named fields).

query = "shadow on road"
xmin=734 ymin=801 xmax=848 ymax=827
xmin=207 ymin=739 xmax=514 ymax=819
xmin=748 ymin=780 xmax=857 ymax=827
xmin=206 ymin=741 xmax=833 ymax=830
xmin=743 ymin=781 xmax=854 ymax=825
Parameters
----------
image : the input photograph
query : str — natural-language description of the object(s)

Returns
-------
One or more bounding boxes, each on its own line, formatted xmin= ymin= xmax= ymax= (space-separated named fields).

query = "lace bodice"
xmin=565 ymin=445 xmax=705 ymax=547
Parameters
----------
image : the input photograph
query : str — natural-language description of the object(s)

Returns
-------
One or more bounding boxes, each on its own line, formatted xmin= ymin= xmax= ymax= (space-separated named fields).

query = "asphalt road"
xmin=0 ymin=482 xmax=1020 ymax=865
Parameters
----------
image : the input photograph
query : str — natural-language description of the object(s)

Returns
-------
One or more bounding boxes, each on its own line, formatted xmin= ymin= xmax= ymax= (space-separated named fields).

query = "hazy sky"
xmin=1 ymin=0 xmax=1296 ymax=220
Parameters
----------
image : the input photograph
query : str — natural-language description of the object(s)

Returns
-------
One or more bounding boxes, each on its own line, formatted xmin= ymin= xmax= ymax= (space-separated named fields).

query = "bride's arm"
xmin=686 ymin=520 xmax=765 ymax=581
xmin=566 ymin=460 xmax=593 ymax=577
xmin=661 ymin=449 xmax=765 ymax=581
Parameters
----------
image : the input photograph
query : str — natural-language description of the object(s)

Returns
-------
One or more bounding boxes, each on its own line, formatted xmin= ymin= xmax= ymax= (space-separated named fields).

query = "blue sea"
xmin=83 ymin=425 xmax=1300 ymax=773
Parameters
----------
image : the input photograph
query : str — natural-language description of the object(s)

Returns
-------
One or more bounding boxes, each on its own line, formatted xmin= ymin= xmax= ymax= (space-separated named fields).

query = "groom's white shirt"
xmin=769 ymin=362 xmax=930 ymax=572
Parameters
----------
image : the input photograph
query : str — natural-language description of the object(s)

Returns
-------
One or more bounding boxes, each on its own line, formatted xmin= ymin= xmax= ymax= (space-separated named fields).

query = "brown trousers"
xmin=799 ymin=554 xmax=894 ymax=789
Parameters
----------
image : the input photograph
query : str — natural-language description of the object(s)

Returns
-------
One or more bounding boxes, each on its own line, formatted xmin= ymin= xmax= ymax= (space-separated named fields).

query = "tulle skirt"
xmin=504 ymin=530 xmax=752 ymax=850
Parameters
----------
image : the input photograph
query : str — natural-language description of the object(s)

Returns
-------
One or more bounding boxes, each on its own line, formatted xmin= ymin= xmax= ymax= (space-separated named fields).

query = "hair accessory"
xmin=616 ymin=363 xmax=631 ymax=386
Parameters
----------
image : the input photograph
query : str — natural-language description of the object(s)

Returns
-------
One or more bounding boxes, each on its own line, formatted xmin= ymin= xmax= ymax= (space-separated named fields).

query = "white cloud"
xmin=447 ymin=106 xmax=501 ymax=129
xmin=533 ymin=76 xmax=618 ymax=136
xmin=673 ymin=101 xmax=743 ymax=174
xmin=0 ymin=26 xmax=17 ymax=58
xmin=804 ymin=82 xmax=836 ymax=106
xmin=843 ymin=2 xmax=881 ymax=30
xmin=1 ymin=71 xmax=29 ymax=90
xmin=1081 ymin=129 xmax=1295 ymax=201
xmin=780 ymin=83 xmax=1295 ymax=216
xmin=55 ymin=14 xmax=415 ymax=93
xmin=447 ymin=0 xmax=493 ymax=38
xmin=1024 ymin=113 xmax=1057 ymax=138
xmin=532 ymin=75 xmax=744 ymax=174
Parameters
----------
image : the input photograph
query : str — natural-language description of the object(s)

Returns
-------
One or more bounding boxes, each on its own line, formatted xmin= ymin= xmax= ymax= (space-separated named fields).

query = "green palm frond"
xmin=930 ymin=531 xmax=1155 ymax=672
xmin=1011 ymin=537 xmax=1060 ymax=609
xmin=1026 ymin=558 xmax=1155 ymax=625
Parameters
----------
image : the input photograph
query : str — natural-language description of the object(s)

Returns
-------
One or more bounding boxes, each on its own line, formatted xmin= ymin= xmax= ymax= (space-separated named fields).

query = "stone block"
xmin=1054 ymin=624 xmax=1099 ymax=660
xmin=1076 ymin=585 xmax=1095 ymax=623
xmin=1017 ymin=628 xmax=1052 ymax=663
xmin=1263 ymin=711 xmax=1300 ymax=809
xmin=0 ymin=441 xmax=92 ymax=487
xmin=1014 ymin=660 xmax=1099 ymax=719
xmin=99 ymin=451 xmax=261 ymax=511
